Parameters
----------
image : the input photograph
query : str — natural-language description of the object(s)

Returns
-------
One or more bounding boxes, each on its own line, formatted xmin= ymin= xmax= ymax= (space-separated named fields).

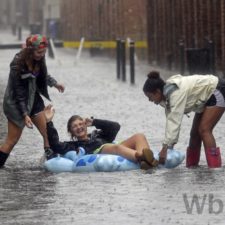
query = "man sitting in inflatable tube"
xmin=44 ymin=105 xmax=159 ymax=170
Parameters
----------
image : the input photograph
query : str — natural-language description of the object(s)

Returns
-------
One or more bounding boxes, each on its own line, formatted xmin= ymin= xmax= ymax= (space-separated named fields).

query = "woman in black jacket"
xmin=0 ymin=34 xmax=65 ymax=168
xmin=44 ymin=105 xmax=158 ymax=169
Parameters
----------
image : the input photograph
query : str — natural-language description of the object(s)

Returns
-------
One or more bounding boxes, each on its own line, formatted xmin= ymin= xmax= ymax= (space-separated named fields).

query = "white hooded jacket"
xmin=162 ymin=74 xmax=218 ymax=147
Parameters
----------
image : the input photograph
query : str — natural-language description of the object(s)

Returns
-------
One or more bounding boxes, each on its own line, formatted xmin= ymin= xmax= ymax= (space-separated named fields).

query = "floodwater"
xmin=1 ymin=48 xmax=225 ymax=225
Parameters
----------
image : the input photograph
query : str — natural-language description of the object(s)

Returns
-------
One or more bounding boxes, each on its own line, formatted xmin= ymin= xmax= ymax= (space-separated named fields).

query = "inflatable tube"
xmin=154 ymin=149 xmax=185 ymax=169
xmin=44 ymin=148 xmax=185 ymax=173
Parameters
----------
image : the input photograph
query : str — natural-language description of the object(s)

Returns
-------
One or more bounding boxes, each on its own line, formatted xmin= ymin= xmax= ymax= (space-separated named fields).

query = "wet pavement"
xmin=1 ymin=31 xmax=225 ymax=225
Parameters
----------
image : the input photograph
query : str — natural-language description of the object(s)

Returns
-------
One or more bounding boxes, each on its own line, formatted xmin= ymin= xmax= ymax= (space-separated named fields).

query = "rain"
xmin=1 ymin=1 xmax=225 ymax=225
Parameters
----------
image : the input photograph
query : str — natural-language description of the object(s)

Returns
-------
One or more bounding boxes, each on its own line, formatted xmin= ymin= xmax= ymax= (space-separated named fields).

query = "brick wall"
xmin=60 ymin=0 xmax=148 ymax=58
xmin=147 ymin=0 xmax=225 ymax=74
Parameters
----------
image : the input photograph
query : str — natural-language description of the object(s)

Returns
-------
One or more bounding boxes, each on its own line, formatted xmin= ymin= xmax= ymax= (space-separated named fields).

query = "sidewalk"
xmin=0 ymin=28 xmax=30 ymax=44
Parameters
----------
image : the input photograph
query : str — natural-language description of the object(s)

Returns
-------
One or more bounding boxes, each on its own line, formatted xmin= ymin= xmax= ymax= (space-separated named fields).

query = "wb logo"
xmin=183 ymin=194 xmax=223 ymax=214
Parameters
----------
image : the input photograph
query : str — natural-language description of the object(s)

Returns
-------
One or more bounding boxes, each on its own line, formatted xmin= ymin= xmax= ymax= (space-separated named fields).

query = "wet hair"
xmin=143 ymin=71 xmax=165 ymax=93
xmin=15 ymin=35 xmax=48 ymax=74
xmin=16 ymin=48 xmax=45 ymax=74
xmin=67 ymin=115 xmax=83 ymax=139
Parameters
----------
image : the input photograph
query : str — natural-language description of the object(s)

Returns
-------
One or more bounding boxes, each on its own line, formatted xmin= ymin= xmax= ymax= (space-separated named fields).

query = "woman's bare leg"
xmin=101 ymin=133 xmax=157 ymax=166
xmin=0 ymin=120 xmax=23 ymax=153
xmin=120 ymin=133 xmax=150 ymax=154
xmin=101 ymin=144 xmax=137 ymax=162
xmin=199 ymin=106 xmax=225 ymax=148
xmin=186 ymin=113 xmax=202 ymax=167
xmin=199 ymin=106 xmax=224 ymax=167
xmin=189 ymin=113 xmax=202 ymax=149
xmin=101 ymin=133 xmax=151 ymax=161
xmin=31 ymin=111 xmax=49 ymax=148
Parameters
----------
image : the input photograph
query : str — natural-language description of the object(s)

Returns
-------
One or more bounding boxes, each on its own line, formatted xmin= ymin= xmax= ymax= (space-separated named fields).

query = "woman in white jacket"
xmin=143 ymin=71 xmax=225 ymax=168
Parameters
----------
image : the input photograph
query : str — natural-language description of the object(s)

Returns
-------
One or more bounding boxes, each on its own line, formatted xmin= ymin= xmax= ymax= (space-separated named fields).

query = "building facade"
xmin=60 ymin=0 xmax=148 ymax=58
xmin=43 ymin=0 xmax=61 ymax=39
xmin=147 ymin=0 xmax=225 ymax=74
xmin=60 ymin=0 xmax=147 ymax=41
xmin=0 ymin=0 xmax=43 ymax=34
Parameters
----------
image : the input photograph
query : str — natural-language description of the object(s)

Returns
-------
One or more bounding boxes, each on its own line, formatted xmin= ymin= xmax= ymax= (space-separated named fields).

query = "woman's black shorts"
xmin=30 ymin=92 xmax=45 ymax=116
xmin=206 ymin=78 xmax=225 ymax=107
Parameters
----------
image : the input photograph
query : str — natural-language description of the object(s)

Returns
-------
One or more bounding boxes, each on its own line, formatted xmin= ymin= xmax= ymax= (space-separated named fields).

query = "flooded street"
xmin=1 ymin=48 xmax=225 ymax=225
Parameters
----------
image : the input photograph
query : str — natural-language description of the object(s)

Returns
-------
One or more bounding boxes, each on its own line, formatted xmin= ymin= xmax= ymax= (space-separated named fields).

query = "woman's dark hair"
xmin=67 ymin=115 xmax=83 ymax=139
xmin=143 ymin=71 xmax=165 ymax=93
xmin=16 ymin=48 xmax=45 ymax=74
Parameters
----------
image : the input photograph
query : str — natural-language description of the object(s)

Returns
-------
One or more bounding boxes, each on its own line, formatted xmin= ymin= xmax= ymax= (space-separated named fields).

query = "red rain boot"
xmin=186 ymin=147 xmax=201 ymax=167
xmin=205 ymin=147 xmax=222 ymax=168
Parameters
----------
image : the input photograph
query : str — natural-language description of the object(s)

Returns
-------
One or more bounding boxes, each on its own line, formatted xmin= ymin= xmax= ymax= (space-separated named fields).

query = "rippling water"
xmin=1 ymin=163 xmax=225 ymax=225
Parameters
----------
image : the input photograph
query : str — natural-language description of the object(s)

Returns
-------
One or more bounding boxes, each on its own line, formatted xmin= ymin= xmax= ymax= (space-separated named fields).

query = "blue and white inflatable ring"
xmin=44 ymin=148 xmax=185 ymax=173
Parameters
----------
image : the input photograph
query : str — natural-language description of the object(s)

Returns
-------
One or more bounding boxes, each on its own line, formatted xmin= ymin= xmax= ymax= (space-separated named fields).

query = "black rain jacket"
xmin=47 ymin=119 xmax=121 ymax=155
